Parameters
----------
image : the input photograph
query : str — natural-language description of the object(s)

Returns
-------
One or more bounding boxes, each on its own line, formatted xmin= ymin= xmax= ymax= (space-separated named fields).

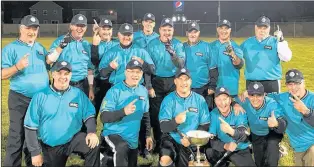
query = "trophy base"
xmin=188 ymin=160 xmax=210 ymax=166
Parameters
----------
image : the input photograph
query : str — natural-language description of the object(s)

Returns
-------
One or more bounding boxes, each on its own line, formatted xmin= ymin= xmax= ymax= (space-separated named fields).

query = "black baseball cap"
xmin=99 ymin=18 xmax=112 ymax=27
xmin=20 ymin=15 xmax=40 ymax=27
xmin=218 ymin=19 xmax=231 ymax=28
xmin=255 ymin=16 xmax=270 ymax=27
xmin=215 ymin=87 xmax=230 ymax=97
xmin=143 ymin=13 xmax=155 ymax=22
xmin=126 ymin=59 xmax=143 ymax=70
xmin=187 ymin=22 xmax=200 ymax=32
xmin=285 ymin=69 xmax=304 ymax=83
xmin=51 ymin=61 xmax=72 ymax=72
xmin=247 ymin=82 xmax=265 ymax=96
xmin=160 ymin=18 xmax=174 ymax=27
xmin=71 ymin=14 xmax=87 ymax=26
xmin=119 ymin=23 xmax=133 ymax=35
xmin=175 ymin=68 xmax=191 ymax=78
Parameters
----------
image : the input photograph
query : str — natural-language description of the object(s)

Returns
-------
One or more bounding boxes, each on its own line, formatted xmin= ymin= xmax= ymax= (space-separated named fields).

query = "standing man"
xmin=98 ymin=23 xmax=155 ymax=86
xmin=2 ymin=15 xmax=49 ymax=167
xmin=184 ymin=21 xmax=218 ymax=110
xmin=24 ymin=61 xmax=99 ymax=167
xmin=91 ymin=18 xmax=119 ymax=116
xmin=99 ymin=60 xmax=153 ymax=167
xmin=47 ymin=14 xmax=94 ymax=95
xmin=266 ymin=69 xmax=314 ymax=166
xmin=206 ymin=87 xmax=256 ymax=167
xmin=210 ymin=19 xmax=244 ymax=97
xmin=146 ymin=18 xmax=186 ymax=153
xmin=133 ymin=13 xmax=159 ymax=48
xmin=236 ymin=82 xmax=287 ymax=167
xmin=241 ymin=16 xmax=292 ymax=93
xmin=158 ymin=68 xmax=210 ymax=167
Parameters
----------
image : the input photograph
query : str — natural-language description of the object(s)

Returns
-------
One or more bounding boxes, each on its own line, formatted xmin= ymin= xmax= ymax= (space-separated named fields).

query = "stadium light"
xmin=172 ymin=16 xmax=177 ymax=22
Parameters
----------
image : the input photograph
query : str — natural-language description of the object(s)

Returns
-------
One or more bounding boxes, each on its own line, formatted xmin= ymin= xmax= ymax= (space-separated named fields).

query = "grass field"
xmin=1 ymin=37 xmax=314 ymax=166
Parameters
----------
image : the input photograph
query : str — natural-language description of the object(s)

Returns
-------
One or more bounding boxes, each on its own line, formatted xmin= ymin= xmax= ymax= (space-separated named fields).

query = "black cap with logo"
xmin=20 ymin=15 xmax=40 ymax=27
xmin=285 ymin=69 xmax=304 ymax=83
xmin=247 ymin=82 xmax=265 ymax=95
xmin=187 ymin=22 xmax=200 ymax=32
xmin=255 ymin=16 xmax=270 ymax=27
xmin=143 ymin=13 xmax=155 ymax=22
xmin=215 ymin=87 xmax=230 ymax=97
xmin=126 ymin=59 xmax=143 ymax=70
xmin=119 ymin=23 xmax=133 ymax=35
xmin=160 ymin=18 xmax=174 ymax=27
xmin=71 ymin=14 xmax=87 ymax=26
xmin=51 ymin=61 xmax=72 ymax=72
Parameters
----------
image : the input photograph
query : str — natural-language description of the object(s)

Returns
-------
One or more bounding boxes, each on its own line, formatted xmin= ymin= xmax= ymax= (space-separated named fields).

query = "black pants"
xmin=41 ymin=132 xmax=100 ymax=167
xmin=251 ymin=131 xmax=283 ymax=167
xmin=4 ymin=90 xmax=32 ymax=167
xmin=206 ymin=147 xmax=256 ymax=167
xmin=70 ymin=78 xmax=89 ymax=95
xmin=94 ymin=78 xmax=111 ymax=118
xmin=192 ymin=85 xmax=215 ymax=111
xmin=246 ymin=80 xmax=280 ymax=93
xmin=101 ymin=134 xmax=138 ymax=167
xmin=159 ymin=134 xmax=191 ymax=167
xmin=149 ymin=76 xmax=175 ymax=153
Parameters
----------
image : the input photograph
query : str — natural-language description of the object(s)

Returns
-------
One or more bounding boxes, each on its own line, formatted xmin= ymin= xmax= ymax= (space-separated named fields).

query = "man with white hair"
xmin=241 ymin=16 xmax=292 ymax=93
xmin=2 ymin=15 xmax=49 ymax=166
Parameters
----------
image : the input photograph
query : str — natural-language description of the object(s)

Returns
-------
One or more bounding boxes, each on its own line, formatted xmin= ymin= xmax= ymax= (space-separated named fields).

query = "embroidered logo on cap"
xmin=61 ymin=61 xmax=67 ymax=66
xmin=125 ymin=25 xmax=130 ymax=30
xmin=289 ymin=72 xmax=295 ymax=77
xmin=165 ymin=19 xmax=170 ymax=23
xmin=104 ymin=20 xmax=109 ymax=23
xmin=191 ymin=23 xmax=196 ymax=27
xmin=253 ymin=84 xmax=259 ymax=89
xmin=147 ymin=14 xmax=152 ymax=18
xmin=223 ymin=20 xmax=227 ymax=24
xmin=261 ymin=17 xmax=266 ymax=22
xmin=220 ymin=87 xmax=225 ymax=92
xmin=134 ymin=61 xmax=139 ymax=65
xmin=181 ymin=68 xmax=186 ymax=73
xmin=30 ymin=17 xmax=36 ymax=22
xmin=78 ymin=16 xmax=84 ymax=21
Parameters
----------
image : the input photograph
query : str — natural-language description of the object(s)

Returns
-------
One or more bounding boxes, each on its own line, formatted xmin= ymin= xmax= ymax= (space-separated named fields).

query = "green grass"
xmin=2 ymin=37 xmax=314 ymax=166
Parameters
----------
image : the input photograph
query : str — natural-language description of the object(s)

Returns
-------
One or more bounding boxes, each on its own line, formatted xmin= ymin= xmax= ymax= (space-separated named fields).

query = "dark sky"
xmin=2 ymin=1 xmax=314 ymax=23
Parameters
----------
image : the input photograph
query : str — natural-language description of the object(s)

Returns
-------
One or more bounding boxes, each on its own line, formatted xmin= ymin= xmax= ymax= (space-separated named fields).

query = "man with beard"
xmin=24 ymin=61 xmax=99 ymax=167
xmin=206 ymin=87 xmax=256 ymax=167
xmin=2 ymin=15 xmax=49 ymax=167
xmin=235 ymin=82 xmax=287 ymax=167
xmin=210 ymin=19 xmax=244 ymax=98
xmin=98 ymin=23 xmax=155 ymax=86
xmin=240 ymin=16 xmax=292 ymax=93
xmin=158 ymin=68 xmax=210 ymax=167
xmin=99 ymin=60 xmax=153 ymax=167
xmin=47 ymin=14 xmax=94 ymax=96
xmin=133 ymin=13 xmax=159 ymax=48
xmin=146 ymin=18 xmax=186 ymax=153
xmin=183 ymin=21 xmax=218 ymax=110
xmin=91 ymin=18 xmax=119 ymax=117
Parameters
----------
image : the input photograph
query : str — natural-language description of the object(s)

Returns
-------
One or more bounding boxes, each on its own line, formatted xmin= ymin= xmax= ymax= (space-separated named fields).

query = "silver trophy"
xmin=186 ymin=130 xmax=214 ymax=166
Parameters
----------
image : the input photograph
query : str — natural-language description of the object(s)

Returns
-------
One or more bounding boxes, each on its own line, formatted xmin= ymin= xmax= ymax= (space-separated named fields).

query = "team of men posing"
xmin=2 ymin=12 xmax=314 ymax=167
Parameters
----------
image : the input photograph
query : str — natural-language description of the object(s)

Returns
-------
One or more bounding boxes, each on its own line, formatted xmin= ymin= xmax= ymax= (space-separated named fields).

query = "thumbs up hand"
xmin=268 ymin=111 xmax=279 ymax=128
xmin=124 ymin=99 xmax=138 ymax=115
xmin=16 ymin=53 xmax=30 ymax=70
xmin=175 ymin=110 xmax=189 ymax=124
xmin=110 ymin=57 xmax=119 ymax=70
xmin=219 ymin=117 xmax=235 ymax=136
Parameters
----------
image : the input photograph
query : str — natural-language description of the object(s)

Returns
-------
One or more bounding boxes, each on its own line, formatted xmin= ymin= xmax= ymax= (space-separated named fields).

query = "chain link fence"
xmin=2 ymin=22 xmax=314 ymax=38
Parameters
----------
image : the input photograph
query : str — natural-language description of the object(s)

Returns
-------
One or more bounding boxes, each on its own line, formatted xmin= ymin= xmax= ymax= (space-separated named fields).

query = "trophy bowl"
xmin=186 ymin=130 xmax=212 ymax=146
xmin=186 ymin=130 xmax=213 ymax=166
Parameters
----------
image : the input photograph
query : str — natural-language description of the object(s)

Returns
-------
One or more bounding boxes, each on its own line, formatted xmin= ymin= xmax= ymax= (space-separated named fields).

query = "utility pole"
xmin=218 ymin=0 xmax=221 ymax=22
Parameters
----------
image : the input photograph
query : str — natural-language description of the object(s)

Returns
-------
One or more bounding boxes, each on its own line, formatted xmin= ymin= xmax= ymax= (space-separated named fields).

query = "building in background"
xmin=29 ymin=1 xmax=63 ymax=24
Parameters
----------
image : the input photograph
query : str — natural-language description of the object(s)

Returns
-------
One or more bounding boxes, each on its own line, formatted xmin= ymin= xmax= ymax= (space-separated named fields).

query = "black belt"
xmin=70 ymin=79 xmax=85 ymax=86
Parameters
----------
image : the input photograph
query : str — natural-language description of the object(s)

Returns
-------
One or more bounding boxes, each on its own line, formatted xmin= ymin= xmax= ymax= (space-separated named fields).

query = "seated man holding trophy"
xmin=206 ymin=87 xmax=256 ymax=167
xmin=158 ymin=68 xmax=211 ymax=167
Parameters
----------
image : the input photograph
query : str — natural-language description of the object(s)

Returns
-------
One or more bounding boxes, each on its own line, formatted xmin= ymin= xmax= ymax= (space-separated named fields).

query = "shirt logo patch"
xmin=82 ymin=50 xmax=88 ymax=54
xmin=69 ymin=102 xmax=79 ymax=108
xmin=195 ymin=52 xmax=203 ymax=56
xmin=264 ymin=45 xmax=272 ymax=50
xmin=259 ymin=116 xmax=268 ymax=121
xmin=188 ymin=107 xmax=198 ymax=113
xmin=139 ymin=96 xmax=145 ymax=100
xmin=37 ymin=51 xmax=44 ymax=55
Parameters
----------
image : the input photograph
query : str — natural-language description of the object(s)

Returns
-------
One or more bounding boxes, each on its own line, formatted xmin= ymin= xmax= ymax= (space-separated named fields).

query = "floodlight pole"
xmin=218 ymin=0 xmax=221 ymax=22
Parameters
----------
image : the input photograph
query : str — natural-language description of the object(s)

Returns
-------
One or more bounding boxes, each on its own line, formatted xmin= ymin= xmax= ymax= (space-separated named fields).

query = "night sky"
xmin=2 ymin=1 xmax=314 ymax=23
